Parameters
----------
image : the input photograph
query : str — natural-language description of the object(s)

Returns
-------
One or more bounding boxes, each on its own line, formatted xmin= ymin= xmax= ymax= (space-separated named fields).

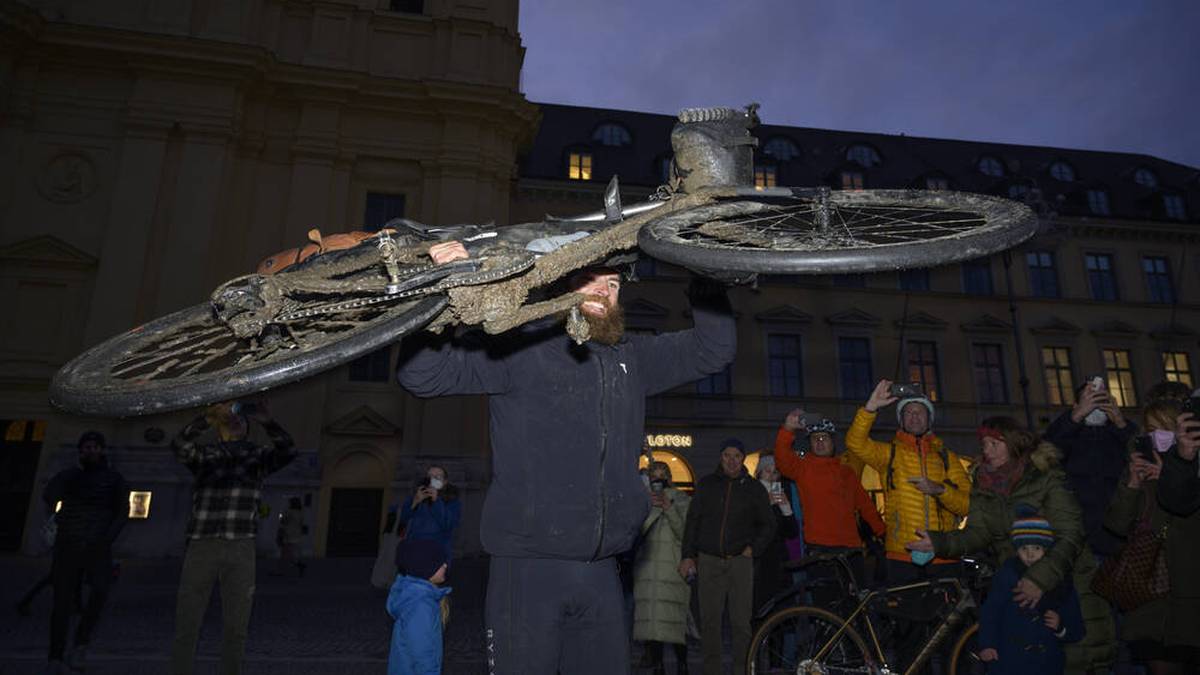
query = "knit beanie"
xmin=395 ymin=539 xmax=447 ymax=580
xmin=1011 ymin=512 xmax=1054 ymax=549
xmin=719 ymin=438 xmax=746 ymax=456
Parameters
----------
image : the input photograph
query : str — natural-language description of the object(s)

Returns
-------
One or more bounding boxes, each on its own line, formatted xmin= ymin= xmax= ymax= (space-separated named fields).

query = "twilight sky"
xmin=519 ymin=1 xmax=1200 ymax=169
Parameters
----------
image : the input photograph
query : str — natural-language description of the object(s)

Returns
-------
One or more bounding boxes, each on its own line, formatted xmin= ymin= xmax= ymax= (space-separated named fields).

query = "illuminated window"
xmin=1163 ymin=194 xmax=1187 ymax=220
xmin=978 ymin=156 xmax=1005 ymax=177
xmin=592 ymin=123 xmax=631 ymax=147
xmin=1103 ymin=349 xmax=1137 ymax=407
xmin=129 ymin=491 xmax=153 ymax=519
xmin=906 ymin=340 xmax=940 ymax=402
xmin=568 ymin=153 xmax=592 ymax=180
xmin=1163 ymin=352 xmax=1192 ymax=388
xmin=973 ymin=343 xmax=1008 ymax=404
xmin=841 ymin=170 xmax=864 ymax=190
xmin=755 ymin=166 xmax=777 ymax=188
xmin=1087 ymin=189 xmax=1110 ymax=215
xmin=764 ymin=137 xmax=800 ymax=162
xmin=926 ymin=176 xmax=949 ymax=191
xmin=1042 ymin=346 xmax=1075 ymax=406
xmin=1143 ymin=256 xmax=1175 ymax=303
xmin=1133 ymin=167 xmax=1158 ymax=188
xmin=847 ymin=144 xmax=881 ymax=167
xmin=1049 ymin=161 xmax=1076 ymax=182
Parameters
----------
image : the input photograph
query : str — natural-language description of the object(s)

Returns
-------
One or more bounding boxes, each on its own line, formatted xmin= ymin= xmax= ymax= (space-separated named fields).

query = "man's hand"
xmin=768 ymin=491 xmax=788 ymax=507
xmin=978 ymin=648 xmax=998 ymax=662
xmin=865 ymin=379 xmax=898 ymax=413
xmin=905 ymin=529 xmax=934 ymax=553
xmin=1070 ymin=386 xmax=1104 ymax=423
xmin=678 ymin=558 xmax=697 ymax=580
xmin=429 ymin=241 xmax=469 ymax=265
xmin=1043 ymin=609 xmax=1061 ymax=631
xmin=783 ymin=408 xmax=806 ymax=433
xmin=411 ymin=486 xmax=435 ymax=508
xmin=1176 ymin=412 xmax=1200 ymax=461
xmin=741 ymin=545 xmax=753 ymax=558
xmin=1129 ymin=451 xmax=1163 ymax=486
xmin=1013 ymin=577 xmax=1043 ymax=609
xmin=650 ymin=493 xmax=670 ymax=510
xmin=907 ymin=476 xmax=946 ymax=496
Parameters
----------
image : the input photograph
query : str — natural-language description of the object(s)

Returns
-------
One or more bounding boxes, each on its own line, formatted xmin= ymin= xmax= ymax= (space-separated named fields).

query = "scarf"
xmin=975 ymin=456 xmax=1027 ymax=497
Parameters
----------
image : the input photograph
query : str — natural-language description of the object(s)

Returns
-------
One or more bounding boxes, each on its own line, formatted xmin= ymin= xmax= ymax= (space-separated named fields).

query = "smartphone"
xmin=1133 ymin=435 xmax=1157 ymax=462
xmin=890 ymin=382 xmax=923 ymax=398
xmin=1090 ymin=376 xmax=1104 ymax=392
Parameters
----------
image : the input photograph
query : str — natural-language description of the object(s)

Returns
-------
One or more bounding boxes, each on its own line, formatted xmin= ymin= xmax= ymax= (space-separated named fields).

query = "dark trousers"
xmin=883 ymin=559 xmax=963 ymax=674
xmin=697 ymin=552 xmax=754 ymax=675
xmin=170 ymin=538 xmax=257 ymax=675
xmin=485 ymin=556 xmax=629 ymax=675
xmin=48 ymin=542 xmax=112 ymax=660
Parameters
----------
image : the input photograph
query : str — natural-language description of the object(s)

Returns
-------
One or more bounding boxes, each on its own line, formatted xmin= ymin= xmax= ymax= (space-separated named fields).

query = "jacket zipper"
xmin=718 ymin=479 xmax=733 ymax=557
xmin=591 ymin=349 xmax=609 ymax=560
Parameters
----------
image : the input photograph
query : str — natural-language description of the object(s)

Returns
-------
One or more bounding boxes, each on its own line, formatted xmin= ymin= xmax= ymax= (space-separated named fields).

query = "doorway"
xmin=325 ymin=488 xmax=382 ymax=557
xmin=1 ymin=420 xmax=46 ymax=551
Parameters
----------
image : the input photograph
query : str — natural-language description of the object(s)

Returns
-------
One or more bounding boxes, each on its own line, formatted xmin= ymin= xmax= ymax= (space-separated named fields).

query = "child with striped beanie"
xmin=976 ymin=507 xmax=1085 ymax=674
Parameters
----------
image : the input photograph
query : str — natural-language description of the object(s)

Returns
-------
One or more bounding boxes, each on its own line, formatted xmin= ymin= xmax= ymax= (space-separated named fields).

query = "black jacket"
xmin=397 ymin=291 xmax=735 ymax=561
xmin=1042 ymin=411 xmax=1138 ymax=556
xmin=43 ymin=458 xmax=130 ymax=548
xmin=681 ymin=468 xmax=777 ymax=560
xmin=1158 ymin=449 xmax=1200 ymax=516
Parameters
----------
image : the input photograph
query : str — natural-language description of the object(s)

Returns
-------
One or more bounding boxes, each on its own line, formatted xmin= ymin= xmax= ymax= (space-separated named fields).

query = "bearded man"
xmin=397 ymin=241 xmax=736 ymax=675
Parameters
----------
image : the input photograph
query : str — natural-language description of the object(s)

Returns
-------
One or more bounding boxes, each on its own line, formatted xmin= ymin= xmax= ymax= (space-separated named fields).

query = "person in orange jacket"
xmin=774 ymin=409 xmax=884 ymax=588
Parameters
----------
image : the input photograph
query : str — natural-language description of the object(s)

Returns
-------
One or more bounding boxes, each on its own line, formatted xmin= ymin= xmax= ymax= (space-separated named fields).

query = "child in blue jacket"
xmin=388 ymin=539 xmax=451 ymax=675
xmin=978 ymin=511 xmax=1084 ymax=674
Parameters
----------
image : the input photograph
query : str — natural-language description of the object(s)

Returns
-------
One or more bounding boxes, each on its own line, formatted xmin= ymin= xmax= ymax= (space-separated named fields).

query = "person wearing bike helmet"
xmin=845 ymin=380 xmax=971 ymax=583
xmin=772 ymin=410 xmax=884 ymax=589
xmin=401 ymin=243 xmax=735 ymax=675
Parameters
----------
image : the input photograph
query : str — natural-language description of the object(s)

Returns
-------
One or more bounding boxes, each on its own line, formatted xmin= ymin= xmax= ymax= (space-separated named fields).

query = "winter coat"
xmin=632 ymin=486 xmax=691 ymax=644
xmin=387 ymin=574 xmax=451 ymax=675
xmin=397 ymin=295 xmax=735 ymax=561
xmin=682 ymin=468 xmax=777 ymax=560
xmin=774 ymin=427 xmax=885 ymax=548
xmin=43 ymin=458 xmax=130 ymax=548
xmin=1103 ymin=461 xmax=1200 ymax=649
xmin=977 ymin=556 xmax=1084 ymax=675
xmin=928 ymin=442 xmax=1114 ymax=673
xmin=1042 ymin=410 xmax=1139 ymax=556
xmin=753 ymin=500 xmax=800 ymax=613
xmin=1157 ymin=449 xmax=1200 ymax=516
xmin=844 ymin=408 xmax=970 ymax=560
xmin=401 ymin=493 xmax=462 ymax=561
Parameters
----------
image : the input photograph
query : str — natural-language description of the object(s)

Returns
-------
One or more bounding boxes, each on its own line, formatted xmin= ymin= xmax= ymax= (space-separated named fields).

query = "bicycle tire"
xmin=49 ymin=294 xmax=447 ymax=418
xmin=948 ymin=622 xmax=985 ymax=675
xmin=638 ymin=187 xmax=1037 ymax=274
xmin=747 ymin=605 xmax=873 ymax=675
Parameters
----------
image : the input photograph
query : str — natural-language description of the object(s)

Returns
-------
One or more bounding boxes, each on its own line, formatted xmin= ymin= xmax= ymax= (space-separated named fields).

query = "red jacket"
xmin=774 ymin=427 xmax=885 ymax=548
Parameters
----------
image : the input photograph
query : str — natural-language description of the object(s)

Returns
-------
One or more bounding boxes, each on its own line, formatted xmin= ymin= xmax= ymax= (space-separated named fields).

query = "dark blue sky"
xmin=519 ymin=1 xmax=1200 ymax=169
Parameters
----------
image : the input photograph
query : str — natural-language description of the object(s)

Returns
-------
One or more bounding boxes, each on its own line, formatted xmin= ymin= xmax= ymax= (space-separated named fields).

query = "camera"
xmin=890 ymin=382 xmax=923 ymax=399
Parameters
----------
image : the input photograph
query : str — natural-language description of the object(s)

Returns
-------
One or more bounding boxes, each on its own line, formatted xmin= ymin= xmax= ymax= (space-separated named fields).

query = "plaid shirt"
xmin=173 ymin=418 xmax=296 ymax=540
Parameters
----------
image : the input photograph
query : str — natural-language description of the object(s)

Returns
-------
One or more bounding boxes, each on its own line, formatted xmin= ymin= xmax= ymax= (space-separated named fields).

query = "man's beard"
xmin=582 ymin=301 xmax=625 ymax=346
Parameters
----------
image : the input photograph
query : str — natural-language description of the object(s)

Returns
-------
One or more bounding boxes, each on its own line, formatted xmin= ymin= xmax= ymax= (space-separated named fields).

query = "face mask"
xmin=1150 ymin=430 xmax=1176 ymax=453
xmin=429 ymin=478 xmax=445 ymax=491
xmin=910 ymin=549 xmax=935 ymax=566
xmin=1083 ymin=408 xmax=1108 ymax=427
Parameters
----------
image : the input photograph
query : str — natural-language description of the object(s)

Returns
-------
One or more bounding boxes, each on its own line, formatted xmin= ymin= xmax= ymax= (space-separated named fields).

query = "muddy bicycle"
xmin=50 ymin=105 xmax=1038 ymax=417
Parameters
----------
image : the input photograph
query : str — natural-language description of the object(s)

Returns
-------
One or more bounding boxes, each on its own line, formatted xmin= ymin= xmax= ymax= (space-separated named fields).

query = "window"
xmin=763 ymin=137 xmax=800 ymax=162
xmin=755 ymin=166 xmax=777 ymax=188
xmin=906 ymin=340 xmax=941 ymax=402
xmin=592 ymin=123 xmax=631 ymax=147
xmin=925 ymin=176 xmax=949 ymax=191
xmin=1041 ymin=346 xmax=1075 ymax=406
xmin=1163 ymin=194 xmax=1187 ymax=220
xmin=1103 ymin=349 xmax=1137 ymax=407
xmin=1008 ymin=184 xmax=1029 ymax=200
xmin=1143 ymin=256 xmax=1175 ymax=303
xmin=389 ymin=0 xmax=424 ymax=12
xmin=972 ymin=343 xmax=1008 ymax=404
xmin=841 ymin=170 xmax=864 ymax=190
xmin=696 ymin=364 xmax=731 ymax=395
xmin=1084 ymin=253 xmax=1118 ymax=301
xmin=128 ymin=491 xmax=153 ymax=519
xmin=898 ymin=268 xmax=930 ymax=291
xmin=1086 ymin=189 xmax=1110 ymax=215
xmin=831 ymin=273 xmax=866 ymax=288
xmin=363 ymin=192 xmax=405 ymax=231
xmin=1163 ymin=352 xmax=1193 ymax=388
xmin=1133 ymin=167 xmax=1158 ymax=188
xmin=838 ymin=337 xmax=874 ymax=400
xmin=1049 ymin=161 xmax=1076 ymax=182
xmin=1026 ymin=251 xmax=1059 ymax=298
xmin=962 ymin=258 xmax=993 ymax=296
xmin=767 ymin=334 xmax=803 ymax=397
xmin=847 ymin=144 xmax=881 ymax=167
xmin=978 ymin=156 xmax=1004 ymax=177
xmin=567 ymin=152 xmax=592 ymax=180
xmin=348 ymin=346 xmax=392 ymax=383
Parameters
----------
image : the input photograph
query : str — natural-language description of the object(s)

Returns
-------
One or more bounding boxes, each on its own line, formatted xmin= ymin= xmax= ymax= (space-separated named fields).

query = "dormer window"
xmin=1163 ymin=194 xmax=1187 ymax=220
xmin=1133 ymin=167 xmax=1158 ymax=188
xmin=568 ymin=152 xmax=592 ymax=180
xmin=592 ymin=123 xmax=632 ymax=147
xmin=755 ymin=166 xmax=777 ymax=188
xmin=978 ymin=156 xmax=1005 ymax=178
xmin=1049 ymin=161 xmax=1076 ymax=182
xmin=1087 ymin=189 xmax=1111 ymax=215
xmin=841 ymin=170 xmax=865 ymax=190
xmin=1008 ymin=184 xmax=1029 ymax=200
xmin=763 ymin=137 xmax=800 ymax=162
xmin=847 ymin=144 xmax=881 ymax=168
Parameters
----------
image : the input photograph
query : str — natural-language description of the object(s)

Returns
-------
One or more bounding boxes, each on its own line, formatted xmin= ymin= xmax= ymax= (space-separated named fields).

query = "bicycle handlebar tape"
xmin=671 ymin=104 xmax=760 ymax=194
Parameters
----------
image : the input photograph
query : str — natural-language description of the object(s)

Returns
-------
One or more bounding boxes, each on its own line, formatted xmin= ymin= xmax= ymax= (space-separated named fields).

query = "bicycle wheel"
xmin=638 ymin=187 xmax=1037 ymax=274
xmin=747 ymin=606 xmax=873 ymax=675
xmin=948 ymin=622 xmax=986 ymax=675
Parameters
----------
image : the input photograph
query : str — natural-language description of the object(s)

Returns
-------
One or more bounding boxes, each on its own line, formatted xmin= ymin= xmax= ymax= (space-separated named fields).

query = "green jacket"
xmin=928 ymin=442 xmax=1084 ymax=593
xmin=633 ymin=487 xmax=691 ymax=644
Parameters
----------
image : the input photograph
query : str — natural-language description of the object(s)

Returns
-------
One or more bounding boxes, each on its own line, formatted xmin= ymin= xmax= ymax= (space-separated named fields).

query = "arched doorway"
xmin=324 ymin=449 xmax=387 ymax=557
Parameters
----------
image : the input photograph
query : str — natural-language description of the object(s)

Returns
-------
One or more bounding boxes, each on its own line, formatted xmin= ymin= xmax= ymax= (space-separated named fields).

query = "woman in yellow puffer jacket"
xmin=844 ymin=379 xmax=972 ymax=582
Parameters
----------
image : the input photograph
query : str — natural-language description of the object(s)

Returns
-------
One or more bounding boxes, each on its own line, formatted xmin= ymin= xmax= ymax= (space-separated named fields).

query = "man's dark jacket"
xmin=397 ymin=294 xmax=735 ymax=561
xmin=1041 ymin=411 xmax=1138 ymax=556
xmin=43 ymin=457 xmax=130 ymax=547
xmin=1158 ymin=449 xmax=1200 ymax=516
xmin=681 ymin=468 xmax=777 ymax=560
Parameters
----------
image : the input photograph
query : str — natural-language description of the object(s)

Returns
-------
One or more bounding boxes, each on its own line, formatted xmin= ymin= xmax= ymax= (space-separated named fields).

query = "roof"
xmin=520 ymin=102 xmax=1199 ymax=223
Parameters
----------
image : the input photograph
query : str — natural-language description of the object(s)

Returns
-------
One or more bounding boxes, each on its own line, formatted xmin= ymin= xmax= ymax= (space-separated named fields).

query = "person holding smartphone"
xmin=398 ymin=465 xmax=461 ymax=564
